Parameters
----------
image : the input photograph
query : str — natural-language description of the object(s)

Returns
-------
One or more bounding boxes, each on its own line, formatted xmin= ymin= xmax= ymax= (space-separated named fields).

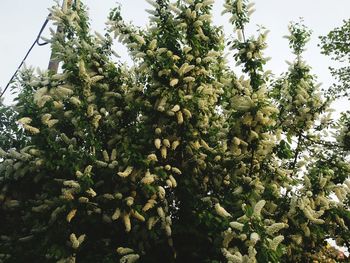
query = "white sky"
xmin=1 ymin=0 xmax=350 ymax=109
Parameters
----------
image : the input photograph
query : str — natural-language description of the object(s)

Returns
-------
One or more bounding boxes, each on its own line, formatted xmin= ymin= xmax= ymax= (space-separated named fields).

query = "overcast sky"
xmin=1 ymin=0 xmax=350 ymax=109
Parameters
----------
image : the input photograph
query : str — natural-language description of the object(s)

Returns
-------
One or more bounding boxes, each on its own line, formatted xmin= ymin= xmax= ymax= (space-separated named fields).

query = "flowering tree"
xmin=0 ymin=0 xmax=349 ymax=262
xmin=0 ymin=88 xmax=27 ymax=152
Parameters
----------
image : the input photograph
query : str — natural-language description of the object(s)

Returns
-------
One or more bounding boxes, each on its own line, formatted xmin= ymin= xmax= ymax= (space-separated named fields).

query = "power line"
xmin=0 ymin=14 xmax=51 ymax=99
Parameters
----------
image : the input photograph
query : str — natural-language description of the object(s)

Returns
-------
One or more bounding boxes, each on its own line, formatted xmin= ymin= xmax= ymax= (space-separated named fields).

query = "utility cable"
xmin=0 ymin=14 xmax=51 ymax=99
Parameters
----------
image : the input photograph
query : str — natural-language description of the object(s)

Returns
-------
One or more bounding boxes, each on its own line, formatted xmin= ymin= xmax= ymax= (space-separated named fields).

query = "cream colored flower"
xmin=230 ymin=222 xmax=244 ymax=232
xmin=147 ymin=216 xmax=158 ymax=230
xmin=123 ymin=213 xmax=131 ymax=232
xmin=134 ymin=34 xmax=145 ymax=45
xmin=112 ymin=208 xmax=121 ymax=220
xmin=125 ymin=196 xmax=134 ymax=206
xmin=63 ymin=180 xmax=80 ymax=189
xmin=250 ymin=232 xmax=260 ymax=244
xmin=148 ymin=39 xmax=157 ymax=50
xmin=171 ymin=105 xmax=180 ymax=112
xmin=86 ymin=188 xmax=97 ymax=197
xmin=17 ymin=117 xmax=32 ymax=125
xmin=154 ymin=138 xmax=162 ymax=149
xmin=118 ymin=166 xmax=133 ymax=177
xmin=23 ymin=124 xmax=40 ymax=134
xmin=182 ymin=108 xmax=192 ymax=118
xmin=131 ymin=210 xmax=145 ymax=222
xmin=66 ymin=209 xmax=77 ymax=223
xmin=215 ymin=203 xmax=232 ymax=218
xmin=161 ymin=146 xmax=167 ymax=159
xmin=47 ymin=119 xmax=59 ymax=128
xmin=176 ymin=111 xmax=184 ymax=124
xmin=253 ymin=200 xmax=266 ymax=217
xmin=96 ymin=160 xmax=108 ymax=167
xmin=157 ymin=207 xmax=165 ymax=219
xmin=102 ymin=150 xmax=109 ymax=162
xmin=158 ymin=186 xmax=166 ymax=199
xmin=171 ymin=167 xmax=182 ymax=175
xmin=165 ymin=225 xmax=172 ymax=236
xmin=141 ymin=170 xmax=156 ymax=184
xmin=70 ymin=233 xmax=86 ymax=249
xmin=143 ymin=199 xmax=157 ymax=212
xmin=147 ymin=153 xmax=158 ymax=162
xmin=69 ymin=96 xmax=81 ymax=106
xmin=266 ymin=223 xmax=288 ymax=236
xmin=170 ymin=78 xmax=179 ymax=87
xmin=169 ymin=175 xmax=177 ymax=187
xmin=269 ymin=235 xmax=284 ymax=251
xmin=171 ymin=141 xmax=180 ymax=150
xmin=116 ymin=247 xmax=134 ymax=255
xmin=120 ymin=254 xmax=139 ymax=263
xmin=162 ymin=139 xmax=171 ymax=148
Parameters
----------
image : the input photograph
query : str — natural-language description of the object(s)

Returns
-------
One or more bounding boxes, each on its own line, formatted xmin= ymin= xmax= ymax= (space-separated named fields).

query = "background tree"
xmin=0 ymin=84 xmax=28 ymax=151
xmin=0 ymin=0 xmax=349 ymax=262
xmin=320 ymin=19 xmax=350 ymax=99
xmin=319 ymin=16 xmax=350 ymax=261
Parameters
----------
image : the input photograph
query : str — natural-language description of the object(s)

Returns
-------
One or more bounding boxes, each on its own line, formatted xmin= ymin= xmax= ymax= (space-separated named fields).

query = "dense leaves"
xmin=320 ymin=19 xmax=350 ymax=99
xmin=0 ymin=1 xmax=349 ymax=262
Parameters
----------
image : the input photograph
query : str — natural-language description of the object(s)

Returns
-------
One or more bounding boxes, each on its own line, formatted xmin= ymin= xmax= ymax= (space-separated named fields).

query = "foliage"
xmin=0 ymin=1 xmax=349 ymax=262
xmin=306 ymin=242 xmax=348 ymax=262
xmin=0 ymin=86 xmax=27 ymax=151
xmin=320 ymin=19 xmax=350 ymax=99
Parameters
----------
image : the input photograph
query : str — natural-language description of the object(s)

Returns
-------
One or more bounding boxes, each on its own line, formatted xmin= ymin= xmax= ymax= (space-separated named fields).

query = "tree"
xmin=0 ymin=85 xmax=27 ymax=151
xmin=320 ymin=19 xmax=350 ymax=99
xmin=320 ymin=19 xmax=350 ymax=184
xmin=0 ymin=0 xmax=349 ymax=262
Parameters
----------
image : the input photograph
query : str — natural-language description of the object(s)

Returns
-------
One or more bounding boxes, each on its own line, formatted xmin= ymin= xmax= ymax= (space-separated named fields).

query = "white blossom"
xmin=118 ymin=166 xmax=133 ymax=178
xmin=176 ymin=111 xmax=184 ymax=124
xmin=170 ymin=105 xmax=180 ymax=113
xmin=215 ymin=203 xmax=232 ymax=218
xmin=266 ymin=223 xmax=288 ymax=236
xmin=171 ymin=141 xmax=180 ymax=150
xmin=143 ymin=199 xmax=157 ymax=212
xmin=70 ymin=233 xmax=86 ymax=249
xmin=158 ymin=186 xmax=166 ymax=199
xmin=120 ymin=254 xmax=139 ymax=263
xmin=230 ymin=221 xmax=244 ymax=231
xmin=250 ymin=232 xmax=259 ymax=245
xmin=161 ymin=146 xmax=167 ymax=159
xmin=171 ymin=167 xmax=182 ymax=175
xmin=131 ymin=210 xmax=145 ymax=222
xmin=147 ymin=216 xmax=158 ymax=230
xmin=66 ymin=209 xmax=77 ymax=223
xmin=17 ymin=117 xmax=32 ymax=125
xmin=112 ymin=208 xmax=121 ymax=220
xmin=157 ymin=207 xmax=165 ymax=219
xmin=170 ymin=78 xmax=179 ymax=87
xmin=141 ymin=170 xmax=156 ymax=184
xmin=169 ymin=175 xmax=177 ymax=187
xmin=123 ymin=213 xmax=131 ymax=232
xmin=182 ymin=108 xmax=192 ymax=118
xmin=133 ymin=34 xmax=145 ymax=45
xmin=116 ymin=247 xmax=134 ymax=255
xmin=269 ymin=235 xmax=284 ymax=251
xmin=147 ymin=153 xmax=158 ymax=162
xmin=253 ymin=200 xmax=266 ymax=217
xmin=23 ymin=124 xmax=40 ymax=134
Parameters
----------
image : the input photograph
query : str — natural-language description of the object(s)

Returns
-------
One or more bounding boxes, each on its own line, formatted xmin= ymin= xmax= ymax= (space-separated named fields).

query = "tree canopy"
xmin=0 ymin=1 xmax=349 ymax=262
xmin=320 ymin=19 xmax=350 ymax=99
